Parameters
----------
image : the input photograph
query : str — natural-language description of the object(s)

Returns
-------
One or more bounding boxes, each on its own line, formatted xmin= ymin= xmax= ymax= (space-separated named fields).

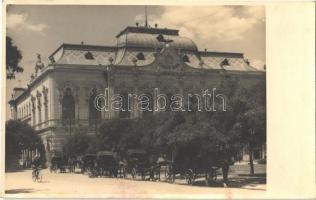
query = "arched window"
xmin=119 ymin=92 xmax=131 ymax=119
xmin=38 ymin=106 xmax=42 ymax=124
xmin=166 ymin=93 xmax=173 ymax=111
xmin=89 ymin=89 xmax=101 ymax=128
xmin=62 ymin=88 xmax=75 ymax=125
xmin=44 ymin=103 xmax=48 ymax=122
xmin=141 ymin=93 xmax=154 ymax=117
xmin=46 ymin=137 xmax=51 ymax=152
xmin=32 ymin=109 xmax=35 ymax=124
xmin=37 ymin=93 xmax=42 ymax=125
xmin=187 ymin=94 xmax=201 ymax=112
xmin=43 ymin=87 xmax=49 ymax=122
xmin=31 ymin=97 xmax=36 ymax=126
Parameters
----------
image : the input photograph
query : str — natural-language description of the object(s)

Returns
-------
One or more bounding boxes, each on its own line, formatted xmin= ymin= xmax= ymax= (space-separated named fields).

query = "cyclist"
xmin=32 ymin=155 xmax=41 ymax=180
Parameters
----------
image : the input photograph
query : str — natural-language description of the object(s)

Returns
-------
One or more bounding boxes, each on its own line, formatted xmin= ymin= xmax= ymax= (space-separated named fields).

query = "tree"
xmin=5 ymin=120 xmax=44 ymax=170
xmin=211 ymin=76 xmax=266 ymax=176
xmin=6 ymin=36 xmax=23 ymax=79
xmin=98 ymin=119 xmax=135 ymax=152
xmin=158 ymin=89 xmax=242 ymax=186
xmin=141 ymin=112 xmax=185 ymax=155
xmin=237 ymin=79 xmax=266 ymax=175
xmin=63 ymin=132 xmax=91 ymax=157
xmin=94 ymin=75 xmax=266 ymax=182
xmin=6 ymin=120 xmax=42 ymax=154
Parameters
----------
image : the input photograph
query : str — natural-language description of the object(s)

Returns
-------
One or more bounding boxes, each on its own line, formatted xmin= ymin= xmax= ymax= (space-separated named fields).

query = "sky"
xmin=5 ymin=5 xmax=265 ymax=119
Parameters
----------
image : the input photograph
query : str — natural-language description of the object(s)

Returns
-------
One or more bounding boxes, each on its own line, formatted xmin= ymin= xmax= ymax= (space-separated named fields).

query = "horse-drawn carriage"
xmin=121 ymin=149 xmax=158 ymax=180
xmin=96 ymin=150 xmax=119 ymax=177
xmin=49 ymin=156 xmax=68 ymax=173
xmin=50 ymin=155 xmax=76 ymax=173
xmin=163 ymin=147 xmax=229 ymax=185
xmin=80 ymin=154 xmax=97 ymax=176
xmin=50 ymin=156 xmax=62 ymax=173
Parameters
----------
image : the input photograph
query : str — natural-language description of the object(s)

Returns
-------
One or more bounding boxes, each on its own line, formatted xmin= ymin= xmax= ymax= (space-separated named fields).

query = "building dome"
xmin=116 ymin=27 xmax=198 ymax=52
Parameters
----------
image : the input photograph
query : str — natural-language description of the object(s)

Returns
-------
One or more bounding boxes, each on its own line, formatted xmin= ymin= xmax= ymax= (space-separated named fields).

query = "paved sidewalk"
xmin=4 ymin=164 xmax=266 ymax=198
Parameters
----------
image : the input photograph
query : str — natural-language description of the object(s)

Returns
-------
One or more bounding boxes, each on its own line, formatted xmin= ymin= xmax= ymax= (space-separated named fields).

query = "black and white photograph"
xmin=4 ymin=2 xmax=299 ymax=199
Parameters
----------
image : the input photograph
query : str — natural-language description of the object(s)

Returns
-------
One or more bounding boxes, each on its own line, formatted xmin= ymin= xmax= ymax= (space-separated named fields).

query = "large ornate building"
xmin=9 ymin=24 xmax=265 ymax=164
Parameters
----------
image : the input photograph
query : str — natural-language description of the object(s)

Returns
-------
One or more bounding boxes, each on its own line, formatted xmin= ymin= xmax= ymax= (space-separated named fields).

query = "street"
xmin=5 ymin=164 xmax=266 ymax=198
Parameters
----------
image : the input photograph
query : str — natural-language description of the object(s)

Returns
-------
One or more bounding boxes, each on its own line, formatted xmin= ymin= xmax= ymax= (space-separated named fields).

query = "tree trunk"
xmin=249 ymin=144 xmax=254 ymax=175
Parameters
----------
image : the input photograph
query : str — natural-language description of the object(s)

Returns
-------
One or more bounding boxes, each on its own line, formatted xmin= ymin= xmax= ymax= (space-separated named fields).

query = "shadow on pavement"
xmin=40 ymin=181 xmax=50 ymax=183
xmin=238 ymin=173 xmax=266 ymax=177
xmin=5 ymin=188 xmax=35 ymax=194
xmin=5 ymin=168 xmax=27 ymax=173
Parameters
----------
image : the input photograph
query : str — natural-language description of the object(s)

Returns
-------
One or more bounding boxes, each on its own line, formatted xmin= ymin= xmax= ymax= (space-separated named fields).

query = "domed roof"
xmin=116 ymin=27 xmax=198 ymax=52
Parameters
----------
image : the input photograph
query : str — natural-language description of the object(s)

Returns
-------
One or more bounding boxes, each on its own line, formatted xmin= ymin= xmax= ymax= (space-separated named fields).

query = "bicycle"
xmin=32 ymin=167 xmax=42 ymax=182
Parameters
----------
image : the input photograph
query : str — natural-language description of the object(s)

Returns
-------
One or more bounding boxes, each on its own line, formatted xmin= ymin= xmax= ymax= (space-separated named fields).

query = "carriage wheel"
xmin=132 ymin=168 xmax=137 ymax=180
xmin=185 ymin=169 xmax=195 ymax=185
